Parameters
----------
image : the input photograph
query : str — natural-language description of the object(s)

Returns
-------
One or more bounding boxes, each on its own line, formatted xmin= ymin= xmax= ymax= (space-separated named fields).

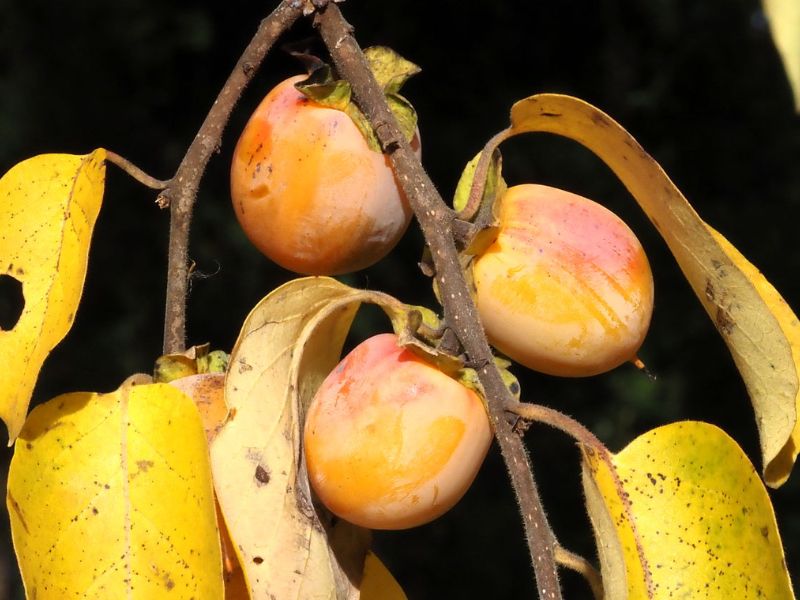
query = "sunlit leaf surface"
xmin=509 ymin=94 xmax=799 ymax=486
xmin=7 ymin=376 xmax=222 ymax=598
xmin=763 ymin=0 xmax=800 ymax=112
xmin=210 ymin=276 xmax=409 ymax=599
xmin=582 ymin=421 xmax=794 ymax=599
xmin=0 ymin=151 xmax=106 ymax=442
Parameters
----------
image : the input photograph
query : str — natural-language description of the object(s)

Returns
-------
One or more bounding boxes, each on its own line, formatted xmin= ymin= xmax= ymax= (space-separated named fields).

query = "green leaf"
xmin=452 ymin=149 xmax=505 ymax=217
xmin=363 ymin=46 xmax=421 ymax=95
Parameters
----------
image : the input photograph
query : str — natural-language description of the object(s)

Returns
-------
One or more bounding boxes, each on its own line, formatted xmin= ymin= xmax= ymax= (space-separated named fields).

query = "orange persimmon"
xmin=304 ymin=333 xmax=491 ymax=530
xmin=472 ymin=184 xmax=654 ymax=377
xmin=231 ymin=75 xmax=420 ymax=275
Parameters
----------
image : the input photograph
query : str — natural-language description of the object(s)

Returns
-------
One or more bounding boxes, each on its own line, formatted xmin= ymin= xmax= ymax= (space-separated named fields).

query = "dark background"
xmin=1 ymin=1 xmax=799 ymax=598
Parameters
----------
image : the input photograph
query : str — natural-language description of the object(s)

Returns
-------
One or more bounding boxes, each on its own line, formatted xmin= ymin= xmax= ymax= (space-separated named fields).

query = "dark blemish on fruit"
xmin=253 ymin=556 xmax=264 ymax=564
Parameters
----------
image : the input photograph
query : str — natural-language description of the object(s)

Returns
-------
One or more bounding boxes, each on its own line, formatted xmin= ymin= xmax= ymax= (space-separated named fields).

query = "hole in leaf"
xmin=0 ymin=274 xmax=24 ymax=330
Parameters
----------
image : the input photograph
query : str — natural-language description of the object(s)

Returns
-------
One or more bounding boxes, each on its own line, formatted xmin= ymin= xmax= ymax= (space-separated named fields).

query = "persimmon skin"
xmin=472 ymin=184 xmax=654 ymax=377
xmin=231 ymin=75 xmax=419 ymax=275
xmin=304 ymin=333 xmax=492 ymax=530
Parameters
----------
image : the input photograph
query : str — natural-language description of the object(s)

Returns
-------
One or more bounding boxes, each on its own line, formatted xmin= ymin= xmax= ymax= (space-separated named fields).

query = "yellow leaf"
xmin=168 ymin=373 xmax=246 ymax=598
xmin=582 ymin=422 xmax=794 ymax=599
xmin=360 ymin=552 xmax=407 ymax=600
xmin=708 ymin=227 xmax=800 ymax=486
xmin=0 ymin=151 xmax=106 ymax=442
xmin=763 ymin=0 xmax=800 ymax=112
xmin=7 ymin=376 xmax=223 ymax=598
xmin=210 ymin=276 xmax=410 ymax=599
xmin=508 ymin=94 xmax=799 ymax=486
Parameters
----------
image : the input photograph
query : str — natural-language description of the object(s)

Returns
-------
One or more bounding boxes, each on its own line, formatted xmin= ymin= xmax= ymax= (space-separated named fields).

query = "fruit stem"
xmin=316 ymin=5 xmax=563 ymax=599
xmin=159 ymin=1 xmax=304 ymax=354
xmin=505 ymin=401 xmax=608 ymax=452
xmin=554 ymin=545 xmax=604 ymax=600
xmin=458 ymin=127 xmax=512 ymax=222
xmin=105 ymin=151 xmax=171 ymax=190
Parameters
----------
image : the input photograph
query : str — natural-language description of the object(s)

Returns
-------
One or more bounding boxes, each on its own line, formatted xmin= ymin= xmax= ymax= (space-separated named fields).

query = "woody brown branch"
xmin=315 ymin=4 xmax=563 ymax=598
xmin=160 ymin=0 xmax=304 ymax=354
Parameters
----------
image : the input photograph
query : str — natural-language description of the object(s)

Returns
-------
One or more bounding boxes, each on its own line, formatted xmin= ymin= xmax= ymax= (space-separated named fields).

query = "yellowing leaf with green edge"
xmin=763 ymin=0 xmax=800 ymax=112
xmin=7 ymin=375 xmax=223 ymax=598
xmin=582 ymin=422 xmax=794 ymax=599
xmin=0 ymin=150 xmax=106 ymax=442
xmin=507 ymin=94 xmax=799 ymax=486
xmin=210 ymin=276 xmax=412 ymax=599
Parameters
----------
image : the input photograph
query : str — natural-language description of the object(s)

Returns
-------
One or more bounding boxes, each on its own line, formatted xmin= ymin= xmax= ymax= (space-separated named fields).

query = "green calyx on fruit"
xmin=153 ymin=344 xmax=230 ymax=384
xmin=295 ymin=46 xmax=420 ymax=152
xmin=230 ymin=47 xmax=422 ymax=275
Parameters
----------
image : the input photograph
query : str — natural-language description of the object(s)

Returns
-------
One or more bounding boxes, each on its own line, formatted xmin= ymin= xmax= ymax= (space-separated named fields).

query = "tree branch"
xmin=159 ymin=0 xmax=304 ymax=354
xmin=315 ymin=5 xmax=562 ymax=598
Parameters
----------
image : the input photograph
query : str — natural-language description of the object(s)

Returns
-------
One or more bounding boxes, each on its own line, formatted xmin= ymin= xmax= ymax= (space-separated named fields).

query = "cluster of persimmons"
xmin=217 ymin=54 xmax=655 ymax=530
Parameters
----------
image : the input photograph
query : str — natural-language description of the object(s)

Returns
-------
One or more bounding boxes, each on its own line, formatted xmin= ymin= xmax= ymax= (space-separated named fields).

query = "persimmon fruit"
xmin=230 ymin=75 xmax=420 ymax=275
xmin=472 ymin=184 xmax=654 ymax=377
xmin=303 ymin=333 xmax=491 ymax=530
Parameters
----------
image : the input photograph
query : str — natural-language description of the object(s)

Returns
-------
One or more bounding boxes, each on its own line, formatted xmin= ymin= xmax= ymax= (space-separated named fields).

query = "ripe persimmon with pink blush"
xmin=230 ymin=75 xmax=420 ymax=275
xmin=303 ymin=333 xmax=491 ymax=530
xmin=472 ymin=184 xmax=653 ymax=377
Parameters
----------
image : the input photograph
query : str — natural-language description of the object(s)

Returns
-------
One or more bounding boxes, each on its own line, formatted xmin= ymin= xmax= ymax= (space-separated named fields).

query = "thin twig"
xmin=505 ymin=401 xmax=607 ymax=451
xmin=458 ymin=127 xmax=512 ymax=222
xmin=554 ymin=545 xmax=604 ymax=600
xmin=315 ymin=5 xmax=562 ymax=598
xmin=105 ymin=150 xmax=171 ymax=190
xmin=160 ymin=0 xmax=304 ymax=354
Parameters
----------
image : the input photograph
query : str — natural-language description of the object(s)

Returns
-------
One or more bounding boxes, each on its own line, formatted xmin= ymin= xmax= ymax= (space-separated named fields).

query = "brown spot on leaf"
xmin=590 ymin=111 xmax=611 ymax=127
xmin=716 ymin=307 xmax=734 ymax=335
xmin=255 ymin=464 xmax=270 ymax=486
xmin=8 ymin=492 xmax=29 ymax=534
xmin=705 ymin=280 xmax=715 ymax=302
